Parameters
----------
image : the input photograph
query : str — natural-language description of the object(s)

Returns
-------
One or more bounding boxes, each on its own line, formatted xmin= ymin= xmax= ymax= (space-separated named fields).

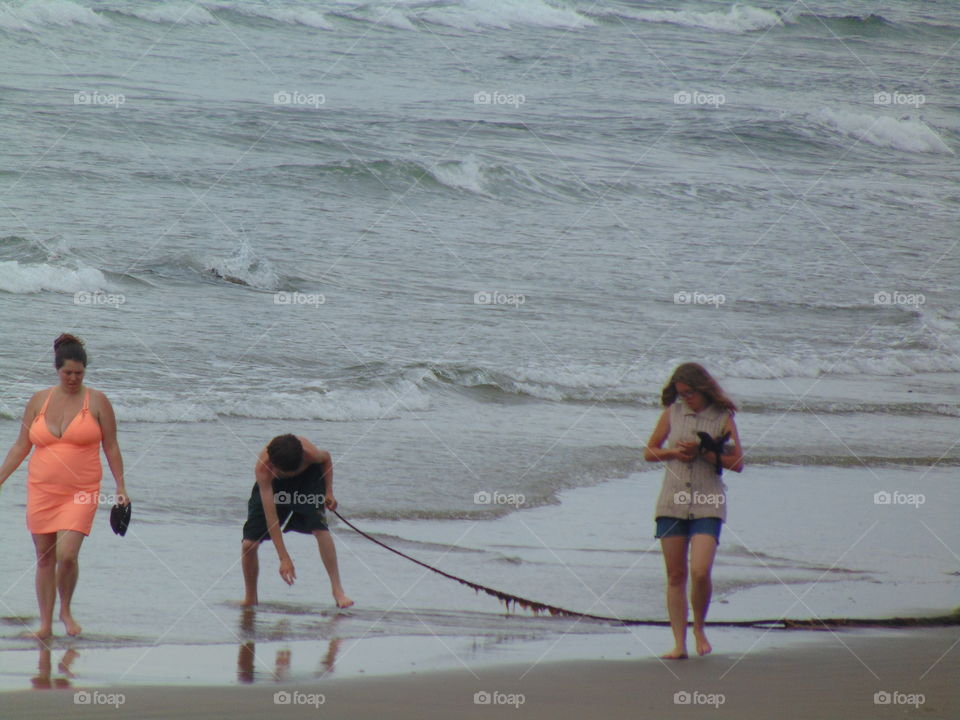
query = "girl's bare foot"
xmin=661 ymin=647 xmax=688 ymax=660
xmin=694 ymin=629 xmax=712 ymax=656
xmin=59 ymin=613 xmax=81 ymax=637
xmin=333 ymin=592 xmax=354 ymax=609
xmin=241 ymin=596 xmax=258 ymax=607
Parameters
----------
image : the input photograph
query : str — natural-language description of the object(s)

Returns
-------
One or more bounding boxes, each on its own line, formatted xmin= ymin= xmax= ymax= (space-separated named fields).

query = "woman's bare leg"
xmin=31 ymin=533 xmax=57 ymax=640
xmin=56 ymin=530 xmax=85 ymax=636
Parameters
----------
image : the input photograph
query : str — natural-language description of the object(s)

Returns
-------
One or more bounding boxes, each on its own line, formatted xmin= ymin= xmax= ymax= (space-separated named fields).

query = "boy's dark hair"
xmin=267 ymin=434 xmax=303 ymax=473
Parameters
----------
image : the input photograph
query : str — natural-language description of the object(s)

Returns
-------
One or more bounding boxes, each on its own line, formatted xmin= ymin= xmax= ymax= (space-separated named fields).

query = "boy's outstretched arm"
xmin=256 ymin=452 xmax=296 ymax=585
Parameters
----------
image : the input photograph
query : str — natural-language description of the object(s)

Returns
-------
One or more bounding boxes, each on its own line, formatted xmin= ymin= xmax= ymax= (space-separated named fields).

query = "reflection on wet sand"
xmin=236 ymin=607 xmax=343 ymax=684
xmin=32 ymin=641 xmax=78 ymax=690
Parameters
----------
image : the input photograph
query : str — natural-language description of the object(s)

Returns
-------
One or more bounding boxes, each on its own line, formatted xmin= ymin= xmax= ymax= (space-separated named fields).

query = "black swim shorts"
xmin=242 ymin=463 xmax=328 ymax=541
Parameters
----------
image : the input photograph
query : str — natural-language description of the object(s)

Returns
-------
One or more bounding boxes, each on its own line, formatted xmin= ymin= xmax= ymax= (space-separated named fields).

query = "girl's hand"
xmin=324 ymin=495 xmax=338 ymax=512
xmin=675 ymin=441 xmax=698 ymax=462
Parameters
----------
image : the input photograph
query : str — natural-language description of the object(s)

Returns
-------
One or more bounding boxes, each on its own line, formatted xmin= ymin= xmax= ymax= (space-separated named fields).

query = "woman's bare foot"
xmin=333 ymin=592 xmax=354 ymax=609
xmin=661 ymin=647 xmax=688 ymax=660
xmin=59 ymin=612 xmax=81 ymax=637
xmin=693 ymin=629 xmax=712 ymax=656
xmin=29 ymin=626 xmax=53 ymax=641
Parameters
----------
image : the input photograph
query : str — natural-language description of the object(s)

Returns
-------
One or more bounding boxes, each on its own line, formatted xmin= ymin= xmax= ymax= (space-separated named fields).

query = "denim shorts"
xmin=655 ymin=516 xmax=722 ymax=543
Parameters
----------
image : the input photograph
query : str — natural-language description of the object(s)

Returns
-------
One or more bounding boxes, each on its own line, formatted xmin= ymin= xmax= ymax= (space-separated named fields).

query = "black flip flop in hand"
xmin=110 ymin=502 xmax=131 ymax=536
xmin=696 ymin=432 xmax=730 ymax=476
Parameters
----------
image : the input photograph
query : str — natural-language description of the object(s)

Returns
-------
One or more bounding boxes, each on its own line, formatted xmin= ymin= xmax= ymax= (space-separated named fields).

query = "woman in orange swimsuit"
xmin=0 ymin=334 xmax=130 ymax=639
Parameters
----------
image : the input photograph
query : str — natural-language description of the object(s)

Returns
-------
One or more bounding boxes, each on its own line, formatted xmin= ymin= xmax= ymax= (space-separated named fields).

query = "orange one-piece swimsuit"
xmin=27 ymin=389 xmax=102 ymax=535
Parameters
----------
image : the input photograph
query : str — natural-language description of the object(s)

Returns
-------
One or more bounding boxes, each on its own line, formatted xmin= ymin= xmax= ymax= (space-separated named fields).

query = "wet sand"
xmin=2 ymin=629 xmax=957 ymax=719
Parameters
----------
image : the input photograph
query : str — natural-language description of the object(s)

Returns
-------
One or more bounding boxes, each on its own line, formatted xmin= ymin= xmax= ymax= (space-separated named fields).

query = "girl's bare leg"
xmin=660 ymin=535 xmax=690 ymax=659
xmin=690 ymin=533 xmax=718 ymax=656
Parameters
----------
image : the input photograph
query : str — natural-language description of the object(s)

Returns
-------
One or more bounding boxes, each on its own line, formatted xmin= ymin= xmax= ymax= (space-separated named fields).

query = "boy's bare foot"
xmin=334 ymin=592 xmax=354 ymax=609
xmin=59 ymin=613 xmax=81 ymax=637
xmin=661 ymin=647 xmax=688 ymax=660
xmin=694 ymin=629 xmax=712 ymax=656
xmin=241 ymin=596 xmax=259 ymax=607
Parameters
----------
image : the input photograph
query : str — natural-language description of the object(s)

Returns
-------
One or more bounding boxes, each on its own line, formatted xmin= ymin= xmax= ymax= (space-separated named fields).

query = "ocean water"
xmin=0 ymin=0 xmax=957 ymax=684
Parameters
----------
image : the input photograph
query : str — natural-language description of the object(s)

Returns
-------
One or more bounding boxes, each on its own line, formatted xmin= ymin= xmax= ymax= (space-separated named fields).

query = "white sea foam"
xmin=205 ymin=239 xmax=280 ymax=290
xmin=421 ymin=0 xmax=594 ymax=32
xmin=111 ymin=400 xmax=218 ymax=423
xmin=917 ymin=308 xmax=960 ymax=355
xmin=0 ymin=260 xmax=111 ymax=294
xmin=432 ymin=362 xmax=658 ymax=402
xmin=816 ymin=108 xmax=954 ymax=155
xmin=223 ymin=382 xmax=432 ymax=422
xmin=430 ymin=156 xmax=560 ymax=198
xmin=432 ymin=156 xmax=488 ymax=195
xmin=433 ymin=349 xmax=960 ymax=405
xmin=337 ymin=6 xmax=418 ymax=32
xmin=114 ymin=2 xmax=218 ymax=26
xmin=0 ymin=0 xmax=107 ymax=31
xmin=721 ymin=352 xmax=960 ymax=379
xmin=108 ymin=382 xmax=431 ymax=422
xmin=201 ymin=2 xmax=333 ymax=30
xmin=607 ymin=4 xmax=783 ymax=34
xmin=371 ymin=8 xmax=417 ymax=31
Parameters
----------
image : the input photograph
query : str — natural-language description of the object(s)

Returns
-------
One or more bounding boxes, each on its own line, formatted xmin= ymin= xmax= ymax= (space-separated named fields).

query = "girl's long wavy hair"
xmin=661 ymin=362 xmax=737 ymax=413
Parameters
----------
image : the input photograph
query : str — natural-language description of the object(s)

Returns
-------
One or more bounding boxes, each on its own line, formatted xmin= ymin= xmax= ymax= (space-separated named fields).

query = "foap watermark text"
xmin=874 ymin=91 xmax=925 ymax=108
xmin=275 ymin=491 xmax=326 ymax=508
xmin=74 ymin=491 xmax=124 ymax=506
xmin=474 ymin=291 xmax=525 ymax=307
xmin=474 ymin=491 xmax=525 ymax=508
xmin=874 ymin=491 xmax=925 ymax=508
xmin=274 ymin=91 xmax=325 ymax=108
xmin=674 ymin=690 xmax=725 ymax=707
xmin=75 ymin=291 xmax=125 ymax=308
xmin=874 ymin=291 xmax=924 ymax=308
xmin=674 ymin=90 xmax=725 ymax=108
xmin=474 ymin=91 xmax=525 ymax=108
xmin=274 ymin=690 xmax=325 ymax=707
xmin=74 ymin=691 xmax=125 ymax=707
xmin=674 ymin=291 xmax=725 ymax=308
xmin=874 ymin=691 xmax=924 ymax=708
xmin=474 ymin=691 xmax=525 ymax=708
xmin=74 ymin=91 xmax=125 ymax=108
xmin=674 ymin=491 xmax=725 ymax=506
xmin=275 ymin=291 xmax=325 ymax=307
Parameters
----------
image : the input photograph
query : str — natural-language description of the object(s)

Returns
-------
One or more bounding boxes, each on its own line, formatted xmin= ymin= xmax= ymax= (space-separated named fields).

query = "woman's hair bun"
xmin=54 ymin=333 xmax=84 ymax=351
xmin=53 ymin=333 xmax=88 ymax=369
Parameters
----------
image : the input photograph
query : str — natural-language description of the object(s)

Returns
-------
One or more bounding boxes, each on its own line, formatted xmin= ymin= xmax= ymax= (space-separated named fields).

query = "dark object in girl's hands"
xmin=110 ymin=502 xmax=131 ymax=536
xmin=696 ymin=432 xmax=730 ymax=476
